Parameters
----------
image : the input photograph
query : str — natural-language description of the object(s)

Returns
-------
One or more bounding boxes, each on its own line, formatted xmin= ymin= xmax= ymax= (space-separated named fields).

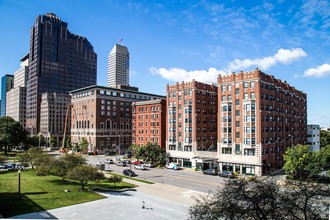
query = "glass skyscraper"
xmin=26 ymin=13 xmax=97 ymax=134
xmin=1 ymin=74 xmax=14 ymax=116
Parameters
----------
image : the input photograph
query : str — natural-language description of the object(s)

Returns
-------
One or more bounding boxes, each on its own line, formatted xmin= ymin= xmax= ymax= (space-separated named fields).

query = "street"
xmin=87 ymin=155 xmax=225 ymax=194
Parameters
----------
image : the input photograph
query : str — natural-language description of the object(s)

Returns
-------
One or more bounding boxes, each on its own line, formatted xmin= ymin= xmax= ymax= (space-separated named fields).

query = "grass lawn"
xmin=0 ymin=169 xmax=135 ymax=218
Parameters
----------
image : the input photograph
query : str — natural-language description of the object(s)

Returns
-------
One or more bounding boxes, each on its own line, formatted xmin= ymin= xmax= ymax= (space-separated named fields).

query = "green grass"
xmin=108 ymin=172 xmax=155 ymax=184
xmin=0 ymin=169 xmax=135 ymax=218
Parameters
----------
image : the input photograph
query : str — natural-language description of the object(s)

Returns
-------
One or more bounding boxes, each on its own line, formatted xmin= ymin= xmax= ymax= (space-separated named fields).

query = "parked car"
xmin=123 ymin=169 xmax=137 ymax=177
xmin=145 ymin=163 xmax=155 ymax=168
xmin=203 ymin=168 xmax=218 ymax=176
xmin=122 ymin=159 xmax=131 ymax=164
xmin=0 ymin=164 xmax=5 ymax=169
xmin=104 ymin=159 xmax=113 ymax=164
xmin=132 ymin=161 xmax=143 ymax=165
xmin=116 ymin=161 xmax=127 ymax=166
xmin=219 ymin=171 xmax=235 ymax=178
xmin=166 ymin=163 xmax=181 ymax=170
xmin=96 ymin=161 xmax=104 ymax=165
xmin=134 ymin=164 xmax=147 ymax=170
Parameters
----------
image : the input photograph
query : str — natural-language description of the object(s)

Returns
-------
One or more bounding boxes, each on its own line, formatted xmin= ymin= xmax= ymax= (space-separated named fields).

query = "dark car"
xmin=123 ymin=169 xmax=137 ymax=177
xmin=219 ymin=171 xmax=235 ymax=178
xmin=203 ymin=168 xmax=218 ymax=176
xmin=122 ymin=159 xmax=130 ymax=164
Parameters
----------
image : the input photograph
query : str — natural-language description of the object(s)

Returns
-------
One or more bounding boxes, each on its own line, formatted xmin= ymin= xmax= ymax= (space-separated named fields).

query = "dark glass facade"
xmin=26 ymin=13 xmax=97 ymax=134
xmin=1 ymin=75 xmax=14 ymax=116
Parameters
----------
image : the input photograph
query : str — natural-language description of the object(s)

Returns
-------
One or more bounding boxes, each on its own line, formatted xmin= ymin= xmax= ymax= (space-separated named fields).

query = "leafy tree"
xmin=80 ymin=137 xmax=89 ymax=152
xmin=0 ymin=116 xmax=28 ymax=155
xmin=316 ymin=145 xmax=330 ymax=171
xmin=320 ymin=130 xmax=330 ymax=148
xmin=66 ymin=165 xmax=104 ymax=190
xmin=108 ymin=176 xmax=122 ymax=187
xmin=189 ymin=178 xmax=330 ymax=220
xmin=0 ymin=155 xmax=7 ymax=163
xmin=49 ymin=136 xmax=57 ymax=149
xmin=134 ymin=143 xmax=166 ymax=165
xmin=18 ymin=147 xmax=47 ymax=169
xmin=283 ymin=144 xmax=314 ymax=179
xmin=50 ymin=154 xmax=87 ymax=182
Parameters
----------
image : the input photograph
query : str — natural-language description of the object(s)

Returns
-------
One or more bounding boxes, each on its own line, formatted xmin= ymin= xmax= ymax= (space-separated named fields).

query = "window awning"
xmin=190 ymin=156 xmax=218 ymax=163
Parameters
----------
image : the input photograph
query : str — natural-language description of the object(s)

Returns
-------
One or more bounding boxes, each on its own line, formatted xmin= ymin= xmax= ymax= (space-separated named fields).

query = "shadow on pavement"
xmin=0 ymin=193 xmax=57 ymax=219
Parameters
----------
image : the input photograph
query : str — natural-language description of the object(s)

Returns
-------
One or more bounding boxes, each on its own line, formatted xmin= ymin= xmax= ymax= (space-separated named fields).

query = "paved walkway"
xmin=11 ymin=176 xmax=208 ymax=219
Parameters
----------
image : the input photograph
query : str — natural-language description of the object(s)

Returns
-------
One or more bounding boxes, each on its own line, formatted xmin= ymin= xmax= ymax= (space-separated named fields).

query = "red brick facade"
xmin=132 ymin=99 xmax=166 ymax=148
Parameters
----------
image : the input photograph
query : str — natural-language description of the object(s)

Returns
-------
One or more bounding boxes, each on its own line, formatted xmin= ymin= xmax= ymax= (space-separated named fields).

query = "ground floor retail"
xmin=168 ymin=156 xmax=261 ymax=176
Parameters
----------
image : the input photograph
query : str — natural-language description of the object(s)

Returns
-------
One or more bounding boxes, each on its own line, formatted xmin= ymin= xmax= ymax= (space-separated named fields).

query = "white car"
xmin=104 ymin=159 xmax=113 ymax=164
xmin=134 ymin=164 xmax=147 ymax=170
xmin=166 ymin=163 xmax=181 ymax=170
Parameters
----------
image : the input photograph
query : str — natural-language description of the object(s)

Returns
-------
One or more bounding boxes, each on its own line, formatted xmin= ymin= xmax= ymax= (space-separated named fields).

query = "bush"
xmin=108 ymin=176 xmax=122 ymax=187
xmin=0 ymin=155 xmax=7 ymax=163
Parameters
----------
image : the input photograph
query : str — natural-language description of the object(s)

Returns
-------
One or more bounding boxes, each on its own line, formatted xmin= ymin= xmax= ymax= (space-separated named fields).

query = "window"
xmin=236 ymin=132 xmax=240 ymax=138
xmin=222 ymin=85 xmax=226 ymax=92
xmin=250 ymin=92 xmax=255 ymax=99
xmin=222 ymin=148 xmax=232 ymax=154
xmin=235 ymin=110 xmax=240 ymax=116
xmin=222 ymin=95 xmax=226 ymax=101
xmin=250 ymin=81 xmax=255 ymax=88
xmin=244 ymin=149 xmax=255 ymax=156
xmin=236 ymin=121 xmax=240 ymax=127
xmin=227 ymin=85 xmax=232 ymax=91
xmin=235 ymin=99 xmax=240 ymax=105
xmin=244 ymin=93 xmax=248 ymax=99
xmin=228 ymin=95 xmax=232 ymax=101
xmin=244 ymin=82 xmax=248 ymax=88
xmin=235 ymin=88 xmax=239 ymax=95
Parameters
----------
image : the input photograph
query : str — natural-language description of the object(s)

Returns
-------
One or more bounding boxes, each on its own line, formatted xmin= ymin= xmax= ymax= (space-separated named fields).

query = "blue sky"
xmin=0 ymin=0 xmax=329 ymax=127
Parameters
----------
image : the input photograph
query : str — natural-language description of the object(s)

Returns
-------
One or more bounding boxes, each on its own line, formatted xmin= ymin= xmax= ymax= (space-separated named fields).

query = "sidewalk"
xmin=120 ymin=176 xmax=208 ymax=206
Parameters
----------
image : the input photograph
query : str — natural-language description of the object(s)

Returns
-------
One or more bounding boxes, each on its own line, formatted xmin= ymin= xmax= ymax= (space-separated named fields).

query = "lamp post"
xmin=18 ymin=169 xmax=21 ymax=198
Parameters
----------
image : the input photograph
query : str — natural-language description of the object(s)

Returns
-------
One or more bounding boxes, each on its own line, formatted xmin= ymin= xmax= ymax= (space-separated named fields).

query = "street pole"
xmin=18 ymin=170 xmax=21 ymax=198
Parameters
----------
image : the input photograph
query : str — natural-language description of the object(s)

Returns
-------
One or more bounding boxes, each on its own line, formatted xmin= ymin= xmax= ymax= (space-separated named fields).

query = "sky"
xmin=0 ymin=0 xmax=329 ymax=127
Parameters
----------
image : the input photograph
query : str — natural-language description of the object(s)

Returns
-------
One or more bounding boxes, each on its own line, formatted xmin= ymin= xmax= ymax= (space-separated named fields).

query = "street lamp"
xmin=18 ymin=169 xmax=21 ymax=198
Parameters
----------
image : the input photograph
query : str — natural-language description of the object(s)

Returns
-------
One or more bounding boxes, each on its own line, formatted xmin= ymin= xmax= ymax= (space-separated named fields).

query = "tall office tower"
xmin=108 ymin=44 xmax=129 ymax=87
xmin=166 ymin=80 xmax=218 ymax=170
xmin=217 ymin=68 xmax=307 ymax=176
xmin=307 ymin=124 xmax=320 ymax=152
xmin=6 ymin=54 xmax=29 ymax=127
xmin=1 ymin=74 xmax=14 ymax=116
xmin=132 ymin=99 xmax=167 ymax=149
xmin=26 ymin=13 xmax=97 ymax=135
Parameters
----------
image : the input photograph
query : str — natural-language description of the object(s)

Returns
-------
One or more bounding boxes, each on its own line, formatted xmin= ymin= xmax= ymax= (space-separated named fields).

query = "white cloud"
xmin=227 ymin=48 xmax=307 ymax=72
xmin=149 ymin=67 xmax=225 ymax=84
xmin=150 ymin=48 xmax=307 ymax=83
xmin=303 ymin=63 xmax=330 ymax=78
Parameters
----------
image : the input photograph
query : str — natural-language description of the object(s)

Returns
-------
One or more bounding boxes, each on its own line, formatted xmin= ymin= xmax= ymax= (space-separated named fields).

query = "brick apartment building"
xmin=132 ymin=99 xmax=166 ymax=148
xmin=166 ymin=80 xmax=218 ymax=169
xmin=69 ymin=85 xmax=165 ymax=154
xmin=217 ymin=68 xmax=307 ymax=175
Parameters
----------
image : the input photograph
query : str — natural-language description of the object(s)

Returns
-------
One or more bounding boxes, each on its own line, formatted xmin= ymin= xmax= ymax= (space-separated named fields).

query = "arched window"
xmin=106 ymin=120 xmax=111 ymax=130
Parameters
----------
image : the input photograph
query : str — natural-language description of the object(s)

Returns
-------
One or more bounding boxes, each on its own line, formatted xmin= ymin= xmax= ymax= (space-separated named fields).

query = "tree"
xmin=0 ymin=116 xmax=28 ymax=155
xmin=49 ymin=136 xmax=57 ymax=149
xmin=18 ymin=147 xmax=48 ymax=169
xmin=283 ymin=144 xmax=314 ymax=179
xmin=134 ymin=143 xmax=166 ymax=165
xmin=50 ymin=154 xmax=87 ymax=182
xmin=80 ymin=137 xmax=89 ymax=152
xmin=66 ymin=165 xmax=104 ymax=190
xmin=108 ymin=176 xmax=122 ymax=187
xmin=189 ymin=178 xmax=330 ymax=220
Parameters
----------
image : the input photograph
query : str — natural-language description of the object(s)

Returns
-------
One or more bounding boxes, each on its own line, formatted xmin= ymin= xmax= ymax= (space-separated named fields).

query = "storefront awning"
xmin=190 ymin=156 xmax=218 ymax=163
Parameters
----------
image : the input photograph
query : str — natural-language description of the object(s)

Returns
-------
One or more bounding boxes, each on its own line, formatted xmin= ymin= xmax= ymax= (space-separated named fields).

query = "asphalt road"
xmin=87 ymin=155 xmax=226 ymax=194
